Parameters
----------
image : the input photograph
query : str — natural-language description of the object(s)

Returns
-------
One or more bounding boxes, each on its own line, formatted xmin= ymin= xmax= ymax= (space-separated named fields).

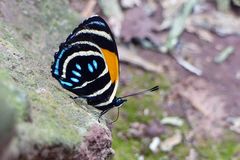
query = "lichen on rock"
xmin=0 ymin=0 xmax=113 ymax=159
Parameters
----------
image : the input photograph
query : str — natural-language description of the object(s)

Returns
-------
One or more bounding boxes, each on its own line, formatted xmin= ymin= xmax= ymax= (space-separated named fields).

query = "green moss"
xmin=130 ymin=71 xmax=170 ymax=91
xmin=172 ymin=143 xmax=190 ymax=159
xmin=0 ymin=0 xmax=97 ymax=154
xmin=113 ymin=74 xmax=240 ymax=160
xmin=0 ymin=75 xmax=16 ymax=143
xmin=0 ymin=21 xmax=27 ymax=56
xmin=112 ymin=69 xmax=172 ymax=159
xmin=19 ymin=90 xmax=84 ymax=147
xmin=33 ymin=0 xmax=80 ymax=51
xmin=197 ymin=134 xmax=240 ymax=160
xmin=0 ymin=70 xmax=28 ymax=122
xmin=112 ymin=137 xmax=141 ymax=159
xmin=113 ymin=68 xmax=239 ymax=159
xmin=113 ymin=68 xmax=238 ymax=159
xmin=117 ymin=71 xmax=170 ymax=123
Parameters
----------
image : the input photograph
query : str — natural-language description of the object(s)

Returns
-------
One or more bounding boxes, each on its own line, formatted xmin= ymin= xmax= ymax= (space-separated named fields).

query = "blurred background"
xmin=0 ymin=0 xmax=240 ymax=159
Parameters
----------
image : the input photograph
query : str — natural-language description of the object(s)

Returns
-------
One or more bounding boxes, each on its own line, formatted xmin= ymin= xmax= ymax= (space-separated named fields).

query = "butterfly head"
xmin=112 ymin=86 xmax=159 ymax=108
xmin=113 ymin=97 xmax=127 ymax=107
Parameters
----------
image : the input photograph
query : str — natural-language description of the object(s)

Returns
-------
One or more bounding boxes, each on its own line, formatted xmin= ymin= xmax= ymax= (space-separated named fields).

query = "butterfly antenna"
xmin=120 ymin=85 xmax=159 ymax=99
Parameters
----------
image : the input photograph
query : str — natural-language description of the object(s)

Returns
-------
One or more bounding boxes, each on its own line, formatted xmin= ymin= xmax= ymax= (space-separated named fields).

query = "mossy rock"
xmin=0 ymin=0 xmax=113 ymax=159
xmin=0 ymin=74 xmax=16 ymax=159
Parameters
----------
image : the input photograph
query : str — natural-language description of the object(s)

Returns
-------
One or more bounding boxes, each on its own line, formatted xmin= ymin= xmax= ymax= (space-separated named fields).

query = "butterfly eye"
xmin=114 ymin=98 xmax=127 ymax=107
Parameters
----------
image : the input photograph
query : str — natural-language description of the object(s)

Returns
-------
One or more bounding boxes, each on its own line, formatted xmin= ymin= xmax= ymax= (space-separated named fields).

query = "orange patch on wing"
xmin=101 ymin=48 xmax=119 ymax=83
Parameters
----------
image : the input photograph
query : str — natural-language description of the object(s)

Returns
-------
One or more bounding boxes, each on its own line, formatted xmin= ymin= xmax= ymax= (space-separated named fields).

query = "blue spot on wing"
xmin=60 ymin=80 xmax=73 ymax=87
xmin=76 ymin=64 xmax=81 ymax=70
xmin=93 ymin=60 xmax=97 ymax=69
xmin=72 ymin=70 xmax=81 ymax=77
xmin=54 ymin=70 xmax=59 ymax=76
xmin=54 ymin=70 xmax=59 ymax=75
xmin=54 ymin=48 xmax=66 ymax=76
xmin=88 ymin=63 xmax=94 ymax=73
xmin=71 ymin=78 xmax=79 ymax=83
xmin=88 ymin=21 xmax=106 ymax=27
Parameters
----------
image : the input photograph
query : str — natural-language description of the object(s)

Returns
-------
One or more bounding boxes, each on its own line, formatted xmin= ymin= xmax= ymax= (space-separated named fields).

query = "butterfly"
xmin=51 ymin=15 xmax=159 ymax=122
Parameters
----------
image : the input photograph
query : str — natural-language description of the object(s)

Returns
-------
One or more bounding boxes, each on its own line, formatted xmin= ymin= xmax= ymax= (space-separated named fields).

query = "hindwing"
xmin=51 ymin=16 xmax=120 ymax=109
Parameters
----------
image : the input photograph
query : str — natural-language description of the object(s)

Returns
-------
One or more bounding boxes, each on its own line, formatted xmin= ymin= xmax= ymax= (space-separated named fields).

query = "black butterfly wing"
xmin=65 ymin=16 xmax=119 ymax=55
xmin=51 ymin=16 xmax=120 ymax=109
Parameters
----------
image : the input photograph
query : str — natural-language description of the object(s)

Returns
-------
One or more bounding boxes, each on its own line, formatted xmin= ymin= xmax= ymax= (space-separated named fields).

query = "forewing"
xmin=51 ymin=16 xmax=119 ymax=107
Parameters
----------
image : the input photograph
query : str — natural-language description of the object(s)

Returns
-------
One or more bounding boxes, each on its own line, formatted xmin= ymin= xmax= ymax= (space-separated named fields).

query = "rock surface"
xmin=0 ymin=0 xmax=113 ymax=159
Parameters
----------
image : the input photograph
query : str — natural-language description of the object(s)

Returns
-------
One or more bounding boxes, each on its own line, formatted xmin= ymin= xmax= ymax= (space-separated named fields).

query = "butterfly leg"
xmin=98 ymin=108 xmax=111 ymax=123
xmin=110 ymin=107 xmax=120 ymax=124
xmin=70 ymin=95 xmax=79 ymax=99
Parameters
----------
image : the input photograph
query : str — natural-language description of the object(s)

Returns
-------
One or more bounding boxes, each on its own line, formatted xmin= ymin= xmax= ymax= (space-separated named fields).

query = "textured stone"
xmin=0 ymin=0 xmax=113 ymax=159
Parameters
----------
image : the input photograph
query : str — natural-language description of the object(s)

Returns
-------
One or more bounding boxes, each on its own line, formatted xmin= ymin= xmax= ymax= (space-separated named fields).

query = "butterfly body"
xmin=51 ymin=16 xmax=125 ymax=111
